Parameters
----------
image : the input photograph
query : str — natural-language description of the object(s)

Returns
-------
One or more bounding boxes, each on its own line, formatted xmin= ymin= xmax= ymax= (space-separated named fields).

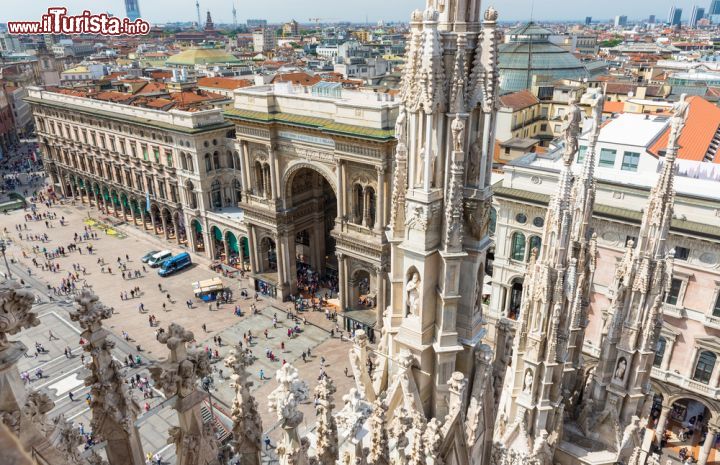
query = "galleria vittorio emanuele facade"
xmin=1 ymin=1 xmax=699 ymax=465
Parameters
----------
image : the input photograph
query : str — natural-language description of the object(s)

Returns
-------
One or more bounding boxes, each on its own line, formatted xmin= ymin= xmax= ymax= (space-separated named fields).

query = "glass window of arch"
xmin=653 ymin=337 xmax=666 ymax=368
xmin=511 ymin=232 xmax=526 ymax=261
xmin=489 ymin=208 xmax=497 ymax=235
xmin=528 ymin=236 xmax=542 ymax=260
xmin=693 ymin=350 xmax=716 ymax=384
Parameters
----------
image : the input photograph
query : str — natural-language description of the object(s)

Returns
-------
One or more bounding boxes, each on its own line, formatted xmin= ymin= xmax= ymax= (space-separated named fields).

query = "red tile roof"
xmin=197 ymin=76 xmax=253 ymax=90
xmin=271 ymin=72 xmax=321 ymax=86
xmin=648 ymin=96 xmax=720 ymax=163
xmin=603 ymin=101 xmax=625 ymax=114
xmin=499 ymin=90 xmax=539 ymax=111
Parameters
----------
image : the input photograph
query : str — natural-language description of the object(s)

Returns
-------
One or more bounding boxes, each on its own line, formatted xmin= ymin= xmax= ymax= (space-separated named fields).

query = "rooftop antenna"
xmin=195 ymin=0 xmax=202 ymax=29
xmin=530 ymin=0 xmax=535 ymax=23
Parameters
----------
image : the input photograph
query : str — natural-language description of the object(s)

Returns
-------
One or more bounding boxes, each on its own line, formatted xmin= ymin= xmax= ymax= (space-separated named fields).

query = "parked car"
xmin=148 ymin=250 xmax=173 ymax=268
xmin=141 ymin=250 xmax=160 ymax=263
xmin=158 ymin=253 xmax=192 ymax=277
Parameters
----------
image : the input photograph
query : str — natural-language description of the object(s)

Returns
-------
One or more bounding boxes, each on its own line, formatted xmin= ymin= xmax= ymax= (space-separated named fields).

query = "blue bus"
xmin=158 ymin=252 xmax=192 ymax=277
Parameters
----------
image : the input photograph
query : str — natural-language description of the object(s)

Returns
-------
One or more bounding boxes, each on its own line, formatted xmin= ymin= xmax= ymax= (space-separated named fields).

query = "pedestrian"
xmin=264 ymin=435 xmax=271 ymax=450
xmin=259 ymin=369 xmax=265 ymax=380
xmin=48 ymin=330 xmax=58 ymax=341
xmin=202 ymin=323 xmax=207 ymax=333
xmin=68 ymin=391 xmax=74 ymax=401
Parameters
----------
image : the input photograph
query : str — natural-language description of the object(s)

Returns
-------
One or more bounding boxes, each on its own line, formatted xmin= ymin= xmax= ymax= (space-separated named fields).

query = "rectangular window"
xmin=153 ymin=147 xmax=160 ymax=163
xmin=99 ymin=135 xmax=105 ymax=149
xmin=540 ymin=123 xmax=547 ymax=131
xmin=665 ymin=278 xmax=683 ymax=306
xmin=142 ymin=145 xmax=149 ymax=161
xmin=621 ymin=151 xmax=640 ymax=172
xmin=599 ymin=148 xmax=617 ymax=168
xmin=165 ymin=150 xmax=173 ymax=167
xmin=130 ymin=143 xmax=137 ymax=157
xmin=577 ymin=145 xmax=588 ymax=163
xmin=714 ymin=292 xmax=720 ymax=317
xmin=674 ymin=246 xmax=690 ymax=261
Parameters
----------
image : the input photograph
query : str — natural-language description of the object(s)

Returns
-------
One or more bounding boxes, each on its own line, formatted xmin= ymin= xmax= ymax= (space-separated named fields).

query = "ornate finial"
xmin=484 ymin=6 xmax=499 ymax=22
xmin=158 ymin=323 xmax=194 ymax=349
xmin=411 ymin=9 xmax=424 ymax=22
xmin=70 ymin=290 xmax=112 ymax=333
xmin=0 ymin=279 xmax=38 ymax=348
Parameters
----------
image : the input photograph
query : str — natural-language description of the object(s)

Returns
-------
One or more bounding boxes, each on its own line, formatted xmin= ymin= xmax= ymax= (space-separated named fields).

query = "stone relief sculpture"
xmin=561 ymin=96 xmax=582 ymax=164
xmin=614 ymin=358 xmax=626 ymax=380
xmin=451 ymin=116 xmax=465 ymax=152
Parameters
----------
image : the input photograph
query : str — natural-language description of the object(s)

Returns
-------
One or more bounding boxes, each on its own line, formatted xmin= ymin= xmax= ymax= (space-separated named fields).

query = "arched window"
xmin=213 ymin=151 xmax=220 ymax=170
xmin=226 ymin=151 xmax=234 ymax=169
xmin=211 ymin=179 xmax=222 ymax=209
xmin=204 ymin=154 xmax=211 ymax=172
xmin=186 ymin=154 xmax=194 ymax=173
xmin=233 ymin=178 xmax=242 ymax=203
xmin=511 ymin=232 xmax=526 ymax=261
xmin=489 ymin=207 xmax=497 ymax=235
xmin=528 ymin=236 xmax=542 ymax=261
xmin=693 ymin=351 xmax=716 ymax=384
xmin=180 ymin=152 xmax=188 ymax=170
xmin=653 ymin=337 xmax=666 ymax=368
xmin=186 ymin=180 xmax=197 ymax=209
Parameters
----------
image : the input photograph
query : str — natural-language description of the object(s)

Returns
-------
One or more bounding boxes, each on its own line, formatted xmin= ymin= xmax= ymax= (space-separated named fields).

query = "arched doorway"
xmin=259 ymin=236 xmax=277 ymax=272
xmin=120 ymin=193 xmax=130 ymax=220
xmin=150 ymin=204 xmax=162 ymax=235
xmin=226 ymin=230 xmax=240 ymax=266
xmin=161 ymin=208 xmax=174 ymax=239
xmin=651 ymin=392 xmax=717 ymax=464
xmin=350 ymin=268 xmax=375 ymax=310
xmin=174 ymin=212 xmax=186 ymax=245
xmin=191 ymin=219 xmax=204 ymax=252
xmin=286 ymin=167 xmax=337 ymax=295
xmin=211 ymin=225 xmax=224 ymax=260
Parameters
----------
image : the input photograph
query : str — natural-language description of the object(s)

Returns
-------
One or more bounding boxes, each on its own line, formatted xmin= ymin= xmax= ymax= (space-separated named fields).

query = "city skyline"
xmin=0 ymin=0 xmax=717 ymax=24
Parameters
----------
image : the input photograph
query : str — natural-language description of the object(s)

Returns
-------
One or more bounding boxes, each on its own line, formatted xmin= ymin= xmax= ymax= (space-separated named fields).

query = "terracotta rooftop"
xmin=197 ymin=76 xmax=253 ymax=90
xmin=603 ymin=101 xmax=625 ymax=114
xmin=648 ymin=96 xmax=720 ymax=163
xmin=499 ymin=90 xmax=539 ymax=111
xmin=271 ymin=72 xmax=321 ymax=86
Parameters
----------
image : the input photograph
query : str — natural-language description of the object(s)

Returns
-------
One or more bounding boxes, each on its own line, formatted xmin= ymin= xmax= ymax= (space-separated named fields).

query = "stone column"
xmin=654 ymin=404 xmax=671 ymax=445
xmin=275 ymin=234 xmax=287 ymax=293
xmin=173 ymin=215 xmax=181 ymax=244
xmin=140 ymin=208 xmax=147 ymax=231
xmin=661 ymin=339 xmax=674 ymax=371
xmin=150 ymin=209 xmax=158 ymax=235
xmin=337 ymin=160 xmax=345 ymax=221
xmin=238 ymin=239 xmax=245 ymax=269
xmin=688 ymin=346 xmax=700 ymax=378
xmin=711 ymin=362 xmax=720 ymax=388
xmin=248 ymin=225 xmax=258 ymax=274
xmin=268 ymin=147 xmax=279 ymax=200
xmin=263 ymin=165 xmax=271 ymax=199
xmin=186 ymin=217 xmax=197 ymax=252
xmin=161 ymin=213 xmax=169 ymax=240
xmin=362 ymin=187 xmax=370 ymax=227
xmin=338 ymin=253 xmax=347 ymax=311
xmin=130 ymin=205 xmax=138 ymax=226
xmin=224 ymin=239 xmax=230 ymax=264
xmin=698 ymin=427 xmax=718 ymax=465
xmin=375 ymin=266 xmax=385 ymax=329
xmin=239 ymin=141 xmax=251 ymax=194
xmin=375 ymin=167 xmax=385 ymax=233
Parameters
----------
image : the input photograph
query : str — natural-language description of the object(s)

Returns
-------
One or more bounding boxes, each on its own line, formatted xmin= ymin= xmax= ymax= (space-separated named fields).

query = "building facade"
xmin=488 ymin=108 xmax=720 ymax=464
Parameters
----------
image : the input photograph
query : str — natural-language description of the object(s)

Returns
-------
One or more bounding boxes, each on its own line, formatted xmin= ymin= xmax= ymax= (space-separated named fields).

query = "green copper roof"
xmin=224 ymin=108 xmax=396 ymax=141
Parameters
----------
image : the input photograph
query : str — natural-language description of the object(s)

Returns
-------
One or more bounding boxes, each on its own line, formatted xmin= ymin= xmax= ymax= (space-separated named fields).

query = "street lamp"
xmin=0 ymin=240 xmax=12 ymax=278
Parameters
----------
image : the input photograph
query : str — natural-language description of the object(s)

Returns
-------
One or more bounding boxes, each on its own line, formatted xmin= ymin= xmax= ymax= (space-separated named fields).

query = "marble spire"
xmin=149 ymin=323 xmax=217 ymax=465
xmin=224 ymin=348 xmax=262 ymax=465
xmin=582 ymin=95 xmax=688 ymax=459
xmin=69 ymin=291 xmax=145 ymax=465
xmin=493 ymin=89 xmax=602 ymax=464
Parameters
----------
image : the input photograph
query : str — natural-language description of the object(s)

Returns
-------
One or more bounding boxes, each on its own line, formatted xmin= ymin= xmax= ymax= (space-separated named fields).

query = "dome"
xmin=166 ymin=47 xmax=242 ymax=66
xmin=498 ymin=23 xmax=588 ymax=93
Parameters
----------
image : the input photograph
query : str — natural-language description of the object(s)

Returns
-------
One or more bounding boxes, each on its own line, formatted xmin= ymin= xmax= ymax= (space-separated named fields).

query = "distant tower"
xmin=195 ymin=0 xmax=202 ymax=29
xmin=232 ymin=2 xmax=237 ymax=28
xmin=125 ymin=0 xmax=141 ymax=21
xmin=205 ymin=10 xmax=214 ymax=30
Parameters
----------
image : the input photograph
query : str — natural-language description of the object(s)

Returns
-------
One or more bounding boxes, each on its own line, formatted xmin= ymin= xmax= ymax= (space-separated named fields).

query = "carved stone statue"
xmin=451 ymin=116 xmax=465 ymax=152
xmin=405 ymin=272 xmax=421 ymax=317
xmin=561 ymin=95 xmax=582 ymax=164
xmin=523 ymin=370 xmax=534 ymax=394
xmin=467 ymin=139 xmax=481 ymax=186
xmin=614 ymin=358 xmax=627 ymax=380
xmin=395 ymin=108 xmax=407 ymax=142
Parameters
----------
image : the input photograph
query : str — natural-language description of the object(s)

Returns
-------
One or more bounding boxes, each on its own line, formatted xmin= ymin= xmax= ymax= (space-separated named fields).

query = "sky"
xmin=0 ymin=0 xmax=711 ymax=25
